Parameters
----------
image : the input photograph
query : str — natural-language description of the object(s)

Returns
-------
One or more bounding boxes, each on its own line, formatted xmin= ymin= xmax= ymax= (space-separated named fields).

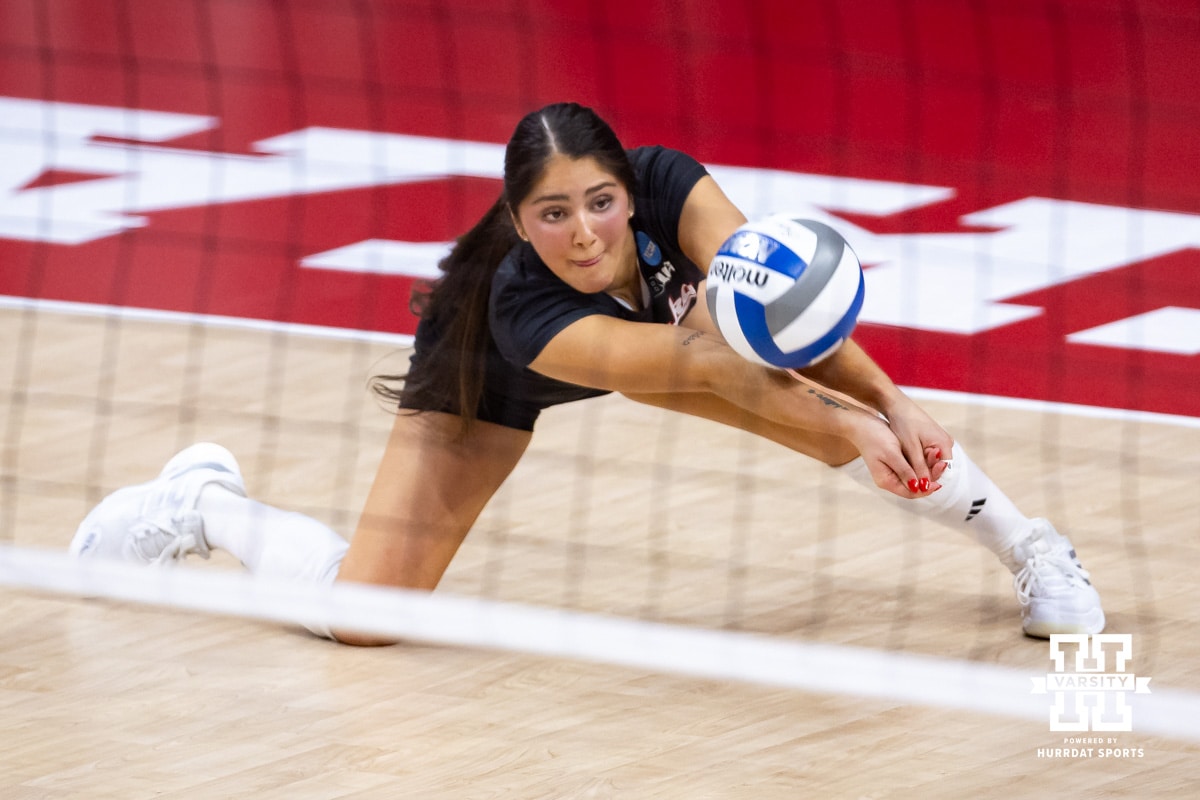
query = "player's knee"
xmin=330 ymin=628 xmax=402 ymax=647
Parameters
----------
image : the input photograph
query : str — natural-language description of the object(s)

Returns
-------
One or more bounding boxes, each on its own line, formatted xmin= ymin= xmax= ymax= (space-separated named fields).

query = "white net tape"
xmin=4 ymin=543 xmax=1199 ymax=744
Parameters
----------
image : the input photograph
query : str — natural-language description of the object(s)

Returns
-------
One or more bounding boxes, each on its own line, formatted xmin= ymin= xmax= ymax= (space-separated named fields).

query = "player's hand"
xmin=846 ymin=415 xmax=931 ymax=499
xmin=882 ymin=395 xmax=953 ymax=498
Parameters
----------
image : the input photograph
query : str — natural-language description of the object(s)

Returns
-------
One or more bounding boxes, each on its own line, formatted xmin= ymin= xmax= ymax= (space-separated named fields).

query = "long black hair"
xmin=371 ymin=102 xmax=637 ymax=432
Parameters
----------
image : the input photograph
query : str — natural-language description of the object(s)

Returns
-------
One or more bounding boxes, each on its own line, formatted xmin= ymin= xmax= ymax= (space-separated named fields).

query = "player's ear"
xmin=509 ymin=208 xmax=529 ymax=241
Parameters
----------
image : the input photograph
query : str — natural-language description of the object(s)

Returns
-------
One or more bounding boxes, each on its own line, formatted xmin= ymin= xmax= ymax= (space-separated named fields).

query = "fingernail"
xmin=918 ymin=477 xmax=930 ymax=492
xmin=934 ymin=449 xmax=942 ymax=460
xmin=907 ymin=478 xmax=920 ymax=493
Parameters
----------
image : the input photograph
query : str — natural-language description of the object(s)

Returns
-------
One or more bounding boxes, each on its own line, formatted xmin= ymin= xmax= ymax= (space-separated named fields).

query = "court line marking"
xmin=0 ymin=294 xmax=415 ymax=347
xmin=3 ymin=294 xmax=1198 ymax=428
xmin=2 ymin=543 xmax=1198 ymax=744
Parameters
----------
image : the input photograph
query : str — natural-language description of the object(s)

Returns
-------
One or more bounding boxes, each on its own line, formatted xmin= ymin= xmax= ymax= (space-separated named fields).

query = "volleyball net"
xmin=2 ymin=0 xmax=1200 ymax=741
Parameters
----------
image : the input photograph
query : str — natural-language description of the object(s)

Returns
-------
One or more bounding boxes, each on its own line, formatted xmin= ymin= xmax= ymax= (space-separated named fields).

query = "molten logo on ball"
xmin=708 ymin=259 xmax=771 ymax=288
xmin=706 ymin=215 xmax=865 ymax=369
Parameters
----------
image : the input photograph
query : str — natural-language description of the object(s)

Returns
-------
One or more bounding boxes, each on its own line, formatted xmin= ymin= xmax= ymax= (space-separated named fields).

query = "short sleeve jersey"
xmin=479 ymin=146 xmax=709 ymax=428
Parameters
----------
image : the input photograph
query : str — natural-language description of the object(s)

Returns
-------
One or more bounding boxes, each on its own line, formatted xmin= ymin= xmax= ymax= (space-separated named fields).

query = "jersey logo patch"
xmin=636 ymin=230 xmax=662 ymax=267
xmin=668 ymin=282 xmax=698 ymax=324
xmin=648 ymin=261 xmax=677 ymax=296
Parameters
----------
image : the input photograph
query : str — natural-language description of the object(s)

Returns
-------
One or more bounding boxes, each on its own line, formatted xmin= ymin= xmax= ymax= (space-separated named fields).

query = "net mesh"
xmin=2 ymin=0 xmax=1200 ymax=769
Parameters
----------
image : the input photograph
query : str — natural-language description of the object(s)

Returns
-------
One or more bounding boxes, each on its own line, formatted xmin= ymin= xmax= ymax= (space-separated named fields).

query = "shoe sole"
xmin=1023 ymin=608 xmax=1107 ymax=638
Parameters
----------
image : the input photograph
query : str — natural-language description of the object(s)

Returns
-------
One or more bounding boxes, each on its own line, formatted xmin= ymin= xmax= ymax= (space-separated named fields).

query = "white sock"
xmin=197 ymin=485 xmax=348 ymax=638
xmin=837 ymin=442 xmax=1029 ymax=572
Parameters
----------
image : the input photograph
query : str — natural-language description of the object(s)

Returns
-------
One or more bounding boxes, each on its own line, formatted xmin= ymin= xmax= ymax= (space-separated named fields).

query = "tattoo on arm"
xmin=681 ymin=331 xmax=705 ymax=346
xmin=808 ymin=388 xmax=849 ymax=410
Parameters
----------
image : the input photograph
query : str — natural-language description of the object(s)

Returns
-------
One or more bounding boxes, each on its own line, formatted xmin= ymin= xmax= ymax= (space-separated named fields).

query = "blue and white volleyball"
xmin=706 ymin=215 xmax=865 ymax=369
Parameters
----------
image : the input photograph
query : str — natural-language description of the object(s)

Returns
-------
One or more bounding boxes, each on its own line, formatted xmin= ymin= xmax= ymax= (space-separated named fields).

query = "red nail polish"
xmin=907 ymin=478 xmax=920 ymax=493
xmin=918 ymin=477 xmax=930 ymax=492
xmin=934 ymin=449 xmax=942 ymax=460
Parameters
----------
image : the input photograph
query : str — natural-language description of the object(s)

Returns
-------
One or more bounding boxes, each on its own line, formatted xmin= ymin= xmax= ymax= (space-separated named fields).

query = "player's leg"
xmin=330 ymin=411 xmax=532 ymax=644
xmin=623 ymin=389 xmax=1103 ymax=637
xmin=833 ymin=442 xmax=1103 ymax=636
xmin=193 ymin=410 xmax=530 ymax=614
xmin=70 ymin=410 xmax=531 ymax=645
xmin=70 ymin=443 xmax=353 ymax=585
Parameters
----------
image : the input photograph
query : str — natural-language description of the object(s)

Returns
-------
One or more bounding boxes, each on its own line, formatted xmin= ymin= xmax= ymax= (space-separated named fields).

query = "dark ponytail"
xmin=371 ymin=102 xmax=634 ymax=433
xmin=370 ymin=197 xmax=518 ymax=427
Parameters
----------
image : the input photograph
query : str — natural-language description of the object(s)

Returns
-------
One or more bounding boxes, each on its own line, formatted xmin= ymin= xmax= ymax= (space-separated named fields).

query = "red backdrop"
xmin=1 ymin=0 xmax=1196 ymax=416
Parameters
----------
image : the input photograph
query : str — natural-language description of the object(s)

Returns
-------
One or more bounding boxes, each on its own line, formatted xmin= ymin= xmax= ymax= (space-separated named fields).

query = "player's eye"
xmin=592 ymin=195 xmax=613 ymax=212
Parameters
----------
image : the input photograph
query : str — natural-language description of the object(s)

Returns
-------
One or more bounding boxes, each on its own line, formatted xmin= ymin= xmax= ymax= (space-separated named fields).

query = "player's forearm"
xmin=794 ymin=338 xmax=906 ymax=418
xmin=533 ymin=321 xmax=874 ymax=441
xmin=707 ymin=345 xmax=875 ymax=442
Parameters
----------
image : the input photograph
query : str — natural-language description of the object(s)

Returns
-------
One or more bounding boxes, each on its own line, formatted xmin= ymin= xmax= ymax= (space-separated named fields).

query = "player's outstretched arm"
xmin=530 ymin=317 xmax=921 ymax=498
xmin=664 ymin=167 xmax=949 ymax=494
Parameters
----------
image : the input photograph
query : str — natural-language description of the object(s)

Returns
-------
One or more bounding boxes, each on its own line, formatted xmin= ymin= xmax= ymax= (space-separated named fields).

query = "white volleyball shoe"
xmin=1011 ymin=519 xmax=1106 ymax=638
xmin=68 ymin=443 xmax=245 ymax=565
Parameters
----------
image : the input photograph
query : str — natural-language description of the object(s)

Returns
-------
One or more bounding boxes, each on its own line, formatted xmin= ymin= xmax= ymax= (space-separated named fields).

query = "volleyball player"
xmin=69 ymin=102 xmax=1105 ymax=644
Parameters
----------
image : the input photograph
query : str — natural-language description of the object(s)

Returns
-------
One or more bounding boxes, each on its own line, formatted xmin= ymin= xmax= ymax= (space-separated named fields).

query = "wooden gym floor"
xmin=1 ymin=305 xmax=1198 ymax=798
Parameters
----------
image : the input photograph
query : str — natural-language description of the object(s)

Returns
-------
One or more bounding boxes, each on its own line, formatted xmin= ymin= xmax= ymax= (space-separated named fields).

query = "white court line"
xmin=0 ymin=294 xmax=415 ymax=347
xmin=902 ymin=386 xmax=1200 ymax=430
xmin=3 ymin=293 xmax=1197 ymax=429
xmin=2 ymin=544 xmax=1199 ymax=744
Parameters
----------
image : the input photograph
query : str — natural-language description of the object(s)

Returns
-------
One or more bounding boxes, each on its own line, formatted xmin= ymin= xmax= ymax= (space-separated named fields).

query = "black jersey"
xmin=405 ymin=145 xmax=709 ymax=431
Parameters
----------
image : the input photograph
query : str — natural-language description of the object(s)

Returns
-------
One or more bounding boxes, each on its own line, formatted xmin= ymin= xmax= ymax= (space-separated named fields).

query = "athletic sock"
xmin=837 ymin=441 xmax=1029 ymax=572
xmin=197 ymin=485 xmax=348 ymax=586
xmin=197 ymin=485 xmax=347 ymax=639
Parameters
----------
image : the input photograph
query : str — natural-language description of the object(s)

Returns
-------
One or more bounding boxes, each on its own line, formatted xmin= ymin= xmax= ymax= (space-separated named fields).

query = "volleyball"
xmin=706 ymin=215 xmax=865 ymax=369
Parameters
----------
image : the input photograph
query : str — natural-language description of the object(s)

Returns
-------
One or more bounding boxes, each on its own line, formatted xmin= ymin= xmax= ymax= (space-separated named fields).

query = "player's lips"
xmin=572 ymin=253 xmax=603 ymax=267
